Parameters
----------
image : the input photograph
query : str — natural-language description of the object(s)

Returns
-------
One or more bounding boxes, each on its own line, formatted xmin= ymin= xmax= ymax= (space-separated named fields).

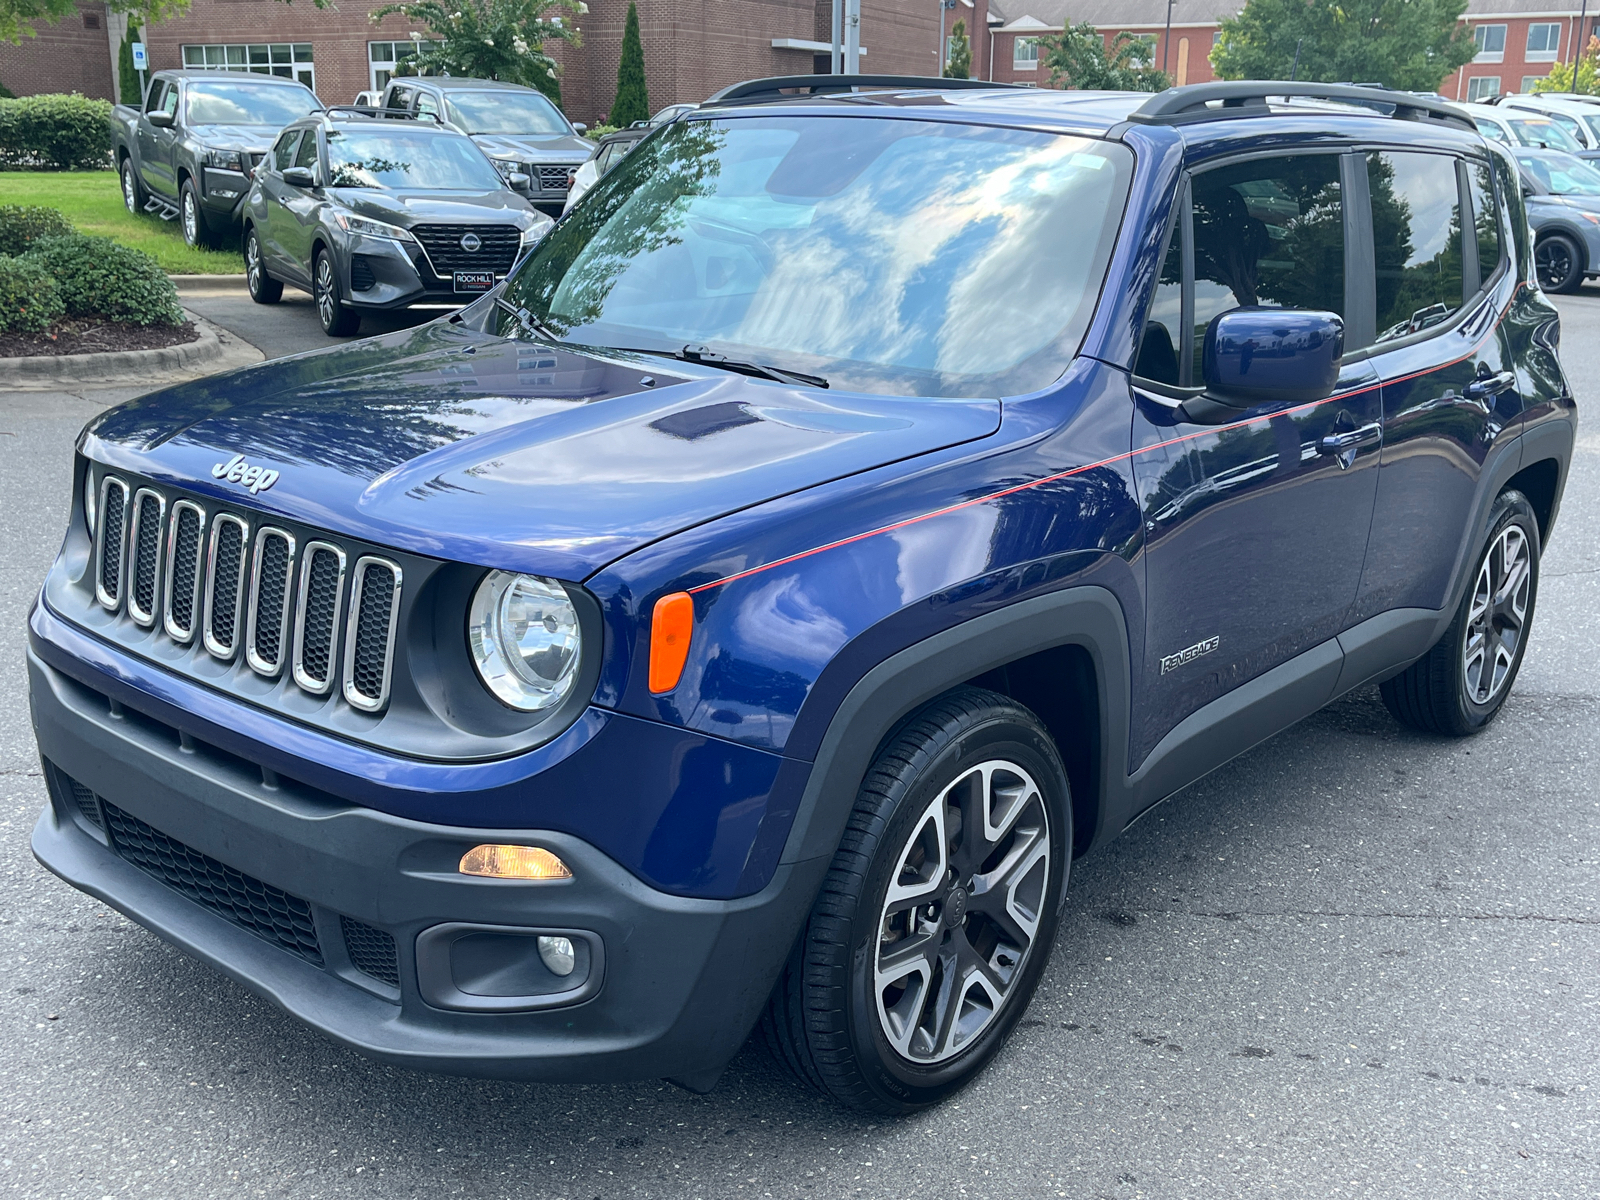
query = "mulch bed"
xmin=0 ymin=318 xmax=199 ymax=359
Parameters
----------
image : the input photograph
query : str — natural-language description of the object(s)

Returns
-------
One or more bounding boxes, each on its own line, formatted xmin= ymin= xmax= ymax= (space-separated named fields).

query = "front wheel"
xmin=763 ymin=686 xmax=1070 ymax=1113
xmin=1535 ymin=233 xmax=1585 ymax=294
xmin=244 ymin=227 xmax=282 ymax=304
xmin=1381 ymin=489 xmax=1540 ymax=736
xmin=313 ymin=247 xmax=360 ymax=336
xmin=179 ymin=178 xmax=216 ymax=249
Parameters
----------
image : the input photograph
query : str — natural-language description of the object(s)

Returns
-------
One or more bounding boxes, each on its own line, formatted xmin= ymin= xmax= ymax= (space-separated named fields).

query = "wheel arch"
xmin=1504 ymin=456 xmax=1562 ymax=545
xmin=778 ymin=587 xmax=1131 ymax=873
xmin=1536 ymin=223 xmax=1588 ymax=272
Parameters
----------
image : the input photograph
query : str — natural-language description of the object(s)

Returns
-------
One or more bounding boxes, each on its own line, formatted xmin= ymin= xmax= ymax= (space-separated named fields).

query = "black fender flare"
xmin=778 ymin=585 xmax=1132 ymax=869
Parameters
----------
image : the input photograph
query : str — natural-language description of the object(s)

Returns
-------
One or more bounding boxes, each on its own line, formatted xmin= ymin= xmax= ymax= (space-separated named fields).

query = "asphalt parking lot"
xmin=1 ymin=293 xmax=1596 ymax=1199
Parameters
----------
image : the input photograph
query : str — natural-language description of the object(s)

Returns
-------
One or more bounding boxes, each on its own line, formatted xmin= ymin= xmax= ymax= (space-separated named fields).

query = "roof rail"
xmin=702 ymin=74 xmax=1023 ymax=107
xmin=1128 ymin=81 xmax=1475 ymax=133
xmin=321 ymin=104 xmax=434 ymax=121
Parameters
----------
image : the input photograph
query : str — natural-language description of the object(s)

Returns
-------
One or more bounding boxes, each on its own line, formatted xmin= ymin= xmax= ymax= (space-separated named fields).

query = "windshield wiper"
xmin=493 ymin=297 xmax=562 ymax=343
xmin=615 ymin=344 xmax=828 ymax=389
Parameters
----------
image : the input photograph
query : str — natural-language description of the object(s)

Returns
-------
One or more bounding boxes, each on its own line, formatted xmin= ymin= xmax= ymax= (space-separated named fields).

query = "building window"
xmin=1473 ymin=24 xmax=1506 ymax=63
xmin=182 ymin=43 xmax=313 ymax=89
xmin=1013 ymin=36 xmax=1038 ymax=70
xmin=1526 ymin=23 xmax=1560 ymax=62
xmin=1521 ymin=75 xmax=1548 ymax=93
xmin=368 ymin=40 xmax=440 ymax=92
xmin=1466 ymin=75 xmax=1501 ymax=102
xmin=83 ymin=11 xmax=99 ymax=28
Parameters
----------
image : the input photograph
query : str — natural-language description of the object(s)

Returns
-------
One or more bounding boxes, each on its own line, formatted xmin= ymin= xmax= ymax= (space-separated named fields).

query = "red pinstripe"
xmin=685 ymin=288 xmax=1525 ymax=598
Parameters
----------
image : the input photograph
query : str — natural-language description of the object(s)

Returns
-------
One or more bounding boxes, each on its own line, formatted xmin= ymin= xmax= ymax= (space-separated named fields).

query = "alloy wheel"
xmin=246 ymin=234 xmax=261 ymax=293
xmin=1536 ymin=239 xmax=1573 ymax=290
xmin=181 ymin=191 xmax=198 ymax=246
xmin=315 ymin=256 xmax=336 ymax=329
xmin=875 ymin=759 xmax=1050 ymax=1064
xmin=1462 ymin=524 xmax=1531 ymax=705
xmin=121 ymin=164 xmax=137 ymax=214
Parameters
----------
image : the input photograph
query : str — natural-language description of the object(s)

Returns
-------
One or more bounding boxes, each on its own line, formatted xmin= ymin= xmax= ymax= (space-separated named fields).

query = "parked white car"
xmin=1464 ymin=100 xmax=1593 ymax=157
xmin=1494 ymin=93 xmax=1600 ymax=157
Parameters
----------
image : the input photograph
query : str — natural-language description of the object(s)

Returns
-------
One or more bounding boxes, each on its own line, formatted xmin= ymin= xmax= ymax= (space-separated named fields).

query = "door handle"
xmin=1465 ymin=370 xmax=1516 ymax=401
xmin=1317 ymin=424 xmax=1381 ymax=454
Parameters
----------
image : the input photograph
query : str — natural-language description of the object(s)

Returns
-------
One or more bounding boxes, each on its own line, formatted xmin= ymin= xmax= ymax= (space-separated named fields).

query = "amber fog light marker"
xmin=649 ymin=591 xmax=694 ymax=694
xmin=459 ymin=844 xmax=572 ymax=880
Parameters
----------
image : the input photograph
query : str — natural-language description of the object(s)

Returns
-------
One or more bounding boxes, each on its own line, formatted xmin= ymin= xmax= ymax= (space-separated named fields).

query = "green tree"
xmin=369 ymin=0 xmax=583 ymax=104
xmin=1534 ymin=35 xmax=1600 ymax=95
xmin=608 ymin=0 xmax=647 ymax=127
xmin=117 ymin=23 xmax=141 ymax=105
xmin=945 ymin=18 xmax=971 ymax=79
xmin=1211 ymin=0 xmax=1476 ymax=92
xmin=1043 ymin=22 xmax=1169 ymax=91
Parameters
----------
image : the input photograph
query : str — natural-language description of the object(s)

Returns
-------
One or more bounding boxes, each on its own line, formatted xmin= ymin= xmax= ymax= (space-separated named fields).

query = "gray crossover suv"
xmin=243 ymin=109 xmax=552 ymax=335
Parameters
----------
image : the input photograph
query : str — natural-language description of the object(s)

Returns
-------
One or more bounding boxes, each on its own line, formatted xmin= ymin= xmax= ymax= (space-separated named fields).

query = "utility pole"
xmin=844 ymin=0 xmax=861 ymax=73
xmin=1162 ymin=0 xmax=1175 ymax=74
xmin=1576 ymin=0 xmax=1591 ymax=67
xmin=831 ymin=0 xmax=843 ymax=73
xmin=1290 ymin=37 xmax=1302 ymax=81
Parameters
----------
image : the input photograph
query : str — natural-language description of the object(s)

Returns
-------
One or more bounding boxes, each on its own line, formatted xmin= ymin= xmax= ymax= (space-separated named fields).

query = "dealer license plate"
xmin=454 ymin=270 xmax=496 ymax=293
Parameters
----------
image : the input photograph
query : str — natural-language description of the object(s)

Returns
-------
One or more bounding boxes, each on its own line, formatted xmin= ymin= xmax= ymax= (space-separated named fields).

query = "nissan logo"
xmin=459 ymin=232 xmax=482 ymax=252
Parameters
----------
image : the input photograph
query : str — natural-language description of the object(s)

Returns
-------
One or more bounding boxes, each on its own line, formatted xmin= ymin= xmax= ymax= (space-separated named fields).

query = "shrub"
xmin=0 ymin=94 xmax=114 ymax=170
xmin=0 ymin=204 xmax=74 ymax=257
xmin=586 ymin=124 xmax=621 ymax=138
xmin=24 ymin=234 xmax=183 ymax=326
xmin=0 ymin=255 xmax=65 ymax=333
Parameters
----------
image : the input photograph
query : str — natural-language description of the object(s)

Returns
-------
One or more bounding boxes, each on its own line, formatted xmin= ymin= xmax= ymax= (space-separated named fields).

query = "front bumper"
xmin=28 ymin=643 xmax=825 ymax=1083
xmin=339 ymin=234 xmax=526 ymax=312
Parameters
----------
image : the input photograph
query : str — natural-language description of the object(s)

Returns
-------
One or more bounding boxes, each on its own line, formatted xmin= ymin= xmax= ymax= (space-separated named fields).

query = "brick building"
xmin=0 ymin=0 xmax=944 ymax=122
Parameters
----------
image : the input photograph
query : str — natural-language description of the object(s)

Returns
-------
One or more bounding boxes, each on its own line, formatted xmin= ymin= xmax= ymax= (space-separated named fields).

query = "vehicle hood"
xmin=187 ymin=124 xmax=280 ymax=153
xmin=82 ymin=322 xmax=1001 ymax=581
xmin=333 ymin=188 xmax=542 ymax=228
xmin=470 ymin=132 xmax=594 ymax=162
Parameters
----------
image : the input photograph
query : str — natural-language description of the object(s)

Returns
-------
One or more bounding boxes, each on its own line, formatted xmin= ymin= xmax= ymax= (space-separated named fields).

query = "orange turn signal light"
xmin=649 ymin=591 xmax=694 ymax=694
xmin=459 ymin=844 xmax=572 ymax=880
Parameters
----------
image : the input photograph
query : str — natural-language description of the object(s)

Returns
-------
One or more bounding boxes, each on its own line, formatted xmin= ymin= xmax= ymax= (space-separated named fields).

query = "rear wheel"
xmin=1381 ymin=490 xmax=1539 ymax=736
xmin=314 ymin=247 xmax=360 ymax=336
xmin=1535 ymin=233 xmax=1584 ymax=293
xmin=763 ymin=686 xmax=1070 ymax=1113
xmin=244 ymin=226 xmax=282 ymax=305
xmin=120 ymin=157 xmax=144 ymax=215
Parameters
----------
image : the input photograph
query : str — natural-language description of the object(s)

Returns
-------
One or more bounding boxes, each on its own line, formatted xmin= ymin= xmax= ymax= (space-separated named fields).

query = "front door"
xmin=277 ymin=128 xmax=324 ymax=278
xmin=1129 ymin=151 xmax=1384 ymax=768
xmin=1351 ymin=150 xmax=1523 ymax=625
xmin=257 ymin=128 xmax=301 ymax=275
xmin=138 ymin=81 xmax=179 ymax=197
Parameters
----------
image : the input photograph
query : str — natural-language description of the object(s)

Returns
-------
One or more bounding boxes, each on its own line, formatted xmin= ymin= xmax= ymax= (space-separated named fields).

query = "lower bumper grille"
xmin=341 ymin=916 xmax=400 ymax=987
xmin=100 ymin=798 xmax=324 ymax=967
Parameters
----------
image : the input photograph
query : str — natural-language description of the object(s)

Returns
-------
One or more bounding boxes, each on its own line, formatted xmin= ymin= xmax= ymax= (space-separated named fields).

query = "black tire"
xmin=313 ymin=247 xmax=360 ymax=336
xmin=119 ymin=156 xmax=145 ymax=216
xmin=762 ymin=686 xmax=1071 ymax=1114
xmin=244 ymin=226 xmax=282 ymax=305
xmin=179 ymin=177 xmax=218 ymax=250
xmin=1535 ymin=233 xmax=1585 ymax=294
xmin=1381 ymin=490 xmax=1540 ymax=737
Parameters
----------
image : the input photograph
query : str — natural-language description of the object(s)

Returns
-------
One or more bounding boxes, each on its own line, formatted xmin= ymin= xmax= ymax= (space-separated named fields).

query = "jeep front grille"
xmin=89 ymin=473 xmax=401 ymax=715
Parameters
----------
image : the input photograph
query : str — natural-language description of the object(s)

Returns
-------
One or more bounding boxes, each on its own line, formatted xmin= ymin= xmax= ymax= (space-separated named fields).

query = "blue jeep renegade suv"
xmin=29 ymin=77 xmax=1576 ymax=1113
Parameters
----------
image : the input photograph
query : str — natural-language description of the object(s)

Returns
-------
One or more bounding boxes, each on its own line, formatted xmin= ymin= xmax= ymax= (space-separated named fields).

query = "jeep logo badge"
xmin=211 ymin=453 xmax=279 ymax=495
xmin=460 ymin=232 xmax=482 ymax=252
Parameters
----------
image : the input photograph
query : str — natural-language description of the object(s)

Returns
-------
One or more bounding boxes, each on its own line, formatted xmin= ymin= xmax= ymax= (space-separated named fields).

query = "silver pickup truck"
xmin=113 ymin=69 xmax=322 ymax=248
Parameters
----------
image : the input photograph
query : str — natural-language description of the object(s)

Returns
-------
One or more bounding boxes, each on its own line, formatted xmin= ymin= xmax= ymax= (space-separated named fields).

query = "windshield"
xmin=1521 ymin=153 xmax=1600 ymax=195
xmin=446 ymin=91 xmax=568 ymax=135
xmin=502 ymin=116 xmax=1132 ymax=397
xmin=325 ymin=129 xmax=505 ymax=190
xmin=1507 ymin=116 xmax=1584 ymax=152
xmin=185 ymin=82 xmax=320 ymax=126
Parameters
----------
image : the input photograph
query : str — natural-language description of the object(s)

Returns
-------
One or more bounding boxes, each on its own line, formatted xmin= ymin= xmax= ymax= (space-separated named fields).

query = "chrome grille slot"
xmin=163 ymin=500 xmax=206 ymax=642
xmin=292 ymin=541 xmax=346 ymax=694
xmin=126 ymin=488 xmax=167 ymax=627
xmin=245 ymin=528 xmax=296 ymax=677
xmin=94 ymin=476 xmax=130 ymax=611
xmin=202 ymin=514 xmax=249 ymax=659
xmin=342 ymin=557 xmax=402 ymax=712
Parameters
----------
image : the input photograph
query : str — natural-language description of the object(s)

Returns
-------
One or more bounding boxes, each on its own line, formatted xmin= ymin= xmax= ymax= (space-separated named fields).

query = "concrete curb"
xmin=0 ymin=308 xmax=264 ymax=391
xmin=169 ymin=274 xmax=250 ymax=295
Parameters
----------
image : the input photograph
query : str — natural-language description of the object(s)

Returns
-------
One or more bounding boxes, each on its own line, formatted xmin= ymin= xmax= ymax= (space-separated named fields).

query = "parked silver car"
xmin=243 ymin=109 xmax=552 ymax=335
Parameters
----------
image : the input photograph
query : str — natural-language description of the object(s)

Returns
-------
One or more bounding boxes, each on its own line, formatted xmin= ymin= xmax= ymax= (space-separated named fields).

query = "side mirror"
xmin=571 ymin=122 xmax=587 ymax=134
xmin=147 ymin=110 xmax=175 ymax=129
xmin=508 ymin=171 xmax=531 ymax=190
xmin=282 ymin=166 xmax=316 ymax=188
xmin=1188 ymin=307 xmax=1343 ymax=422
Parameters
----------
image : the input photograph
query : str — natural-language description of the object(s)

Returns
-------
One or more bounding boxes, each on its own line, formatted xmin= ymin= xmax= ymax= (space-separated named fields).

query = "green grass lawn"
xmin=1 ymin=170 xmax=243 ymax=274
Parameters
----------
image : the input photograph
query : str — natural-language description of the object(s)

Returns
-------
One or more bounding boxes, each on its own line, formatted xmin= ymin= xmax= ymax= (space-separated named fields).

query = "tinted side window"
xmin=388 ymin=86 xmax=412 ymax=112
xmin=416 ymin=92 xmax=439 ymax=120
xmin=144 ymin=80 xmax=166 ymax=114
xmin=293 ymin=128 xmax=319 ymax=172
xmin=1369 ymin=151 xmax=1464 ymax=343
xmin=1189 ymin=154 xmax=1344 ymax=379
xmin=159 ymin=86 xmax=179 ymax=120
xmin=272 ymin=129 xmax=301 ymax=172
xmin=1135 ymin=218 xmax=1183 ymax=385
xmin=1465 ymin=158 xmax=1503 ymax=288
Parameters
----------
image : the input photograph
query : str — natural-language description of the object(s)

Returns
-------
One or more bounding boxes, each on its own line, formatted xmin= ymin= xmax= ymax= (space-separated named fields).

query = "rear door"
xmin=1129 ymin=151 xmax=1383 ymax=769
xmin=1349 ymin=149 xmax=1521 ymax=623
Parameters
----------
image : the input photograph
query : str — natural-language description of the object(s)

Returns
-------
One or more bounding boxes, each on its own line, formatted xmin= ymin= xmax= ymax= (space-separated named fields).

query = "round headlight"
xmin=467 ymin=571 xmax=582 ymax=711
